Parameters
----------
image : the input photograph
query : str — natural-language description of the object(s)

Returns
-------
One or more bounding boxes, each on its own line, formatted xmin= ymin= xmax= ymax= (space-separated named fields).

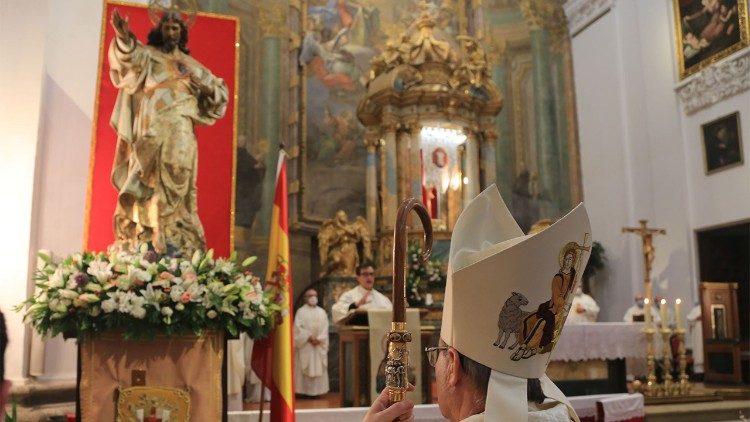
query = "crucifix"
xmin=622 ymin=220 xmax=666 ymax=300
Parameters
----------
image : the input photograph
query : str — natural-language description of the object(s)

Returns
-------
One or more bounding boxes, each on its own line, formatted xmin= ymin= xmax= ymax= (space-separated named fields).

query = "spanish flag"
xmin=251 ymin=150 xmax=296 ymax=421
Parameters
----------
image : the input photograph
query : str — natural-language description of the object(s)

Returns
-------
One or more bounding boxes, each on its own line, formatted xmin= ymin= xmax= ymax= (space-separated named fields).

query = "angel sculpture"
xmin=318 ymin=210 xmax=373 ymax=277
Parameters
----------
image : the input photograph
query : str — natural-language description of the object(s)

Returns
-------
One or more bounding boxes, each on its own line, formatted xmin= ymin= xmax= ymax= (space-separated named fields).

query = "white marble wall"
xmin=568 ymin=0 xmax=750 ymax=323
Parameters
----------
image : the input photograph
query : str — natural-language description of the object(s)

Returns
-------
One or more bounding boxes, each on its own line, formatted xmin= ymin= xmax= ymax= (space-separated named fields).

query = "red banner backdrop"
xmin=84 ymin=2 xmax=238 ymax=257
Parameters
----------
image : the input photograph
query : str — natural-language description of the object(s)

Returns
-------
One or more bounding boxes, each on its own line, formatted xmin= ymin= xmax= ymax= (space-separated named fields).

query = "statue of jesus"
xmin=108 ymin=9 xmax=229 ymax=256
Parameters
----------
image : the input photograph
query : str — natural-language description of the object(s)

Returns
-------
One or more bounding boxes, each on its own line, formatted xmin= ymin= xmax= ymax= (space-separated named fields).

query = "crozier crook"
xmin=388 ymin=198 xmax=433 ymax=403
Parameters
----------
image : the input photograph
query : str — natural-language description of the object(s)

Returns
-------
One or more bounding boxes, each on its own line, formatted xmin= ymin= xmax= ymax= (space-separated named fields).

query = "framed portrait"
xmin=673 ymin=0 xmax=749 ymax=79
xmin=701 ymin=111 xmax=744 ymax=174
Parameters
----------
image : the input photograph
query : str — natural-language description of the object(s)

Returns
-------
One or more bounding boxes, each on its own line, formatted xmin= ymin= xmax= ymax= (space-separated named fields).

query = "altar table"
xmin=548 ymin=323 xmax=646 ymax=396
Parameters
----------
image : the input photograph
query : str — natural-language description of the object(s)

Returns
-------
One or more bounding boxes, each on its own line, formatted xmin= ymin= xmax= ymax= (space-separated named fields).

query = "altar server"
xmin=294 ymin=288 xmax=330 ymax=396
xmin=566 ymin=285 xmax=600 ymax=324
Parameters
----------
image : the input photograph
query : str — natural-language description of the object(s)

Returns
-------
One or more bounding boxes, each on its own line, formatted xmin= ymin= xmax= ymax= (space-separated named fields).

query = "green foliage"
xmin=582 ymin=241 xmax=607 ymax=292
xmin=406 ymin=241 xmax=445 ymax=304
xmin=4 ymin=397 xmax=16 ymax=422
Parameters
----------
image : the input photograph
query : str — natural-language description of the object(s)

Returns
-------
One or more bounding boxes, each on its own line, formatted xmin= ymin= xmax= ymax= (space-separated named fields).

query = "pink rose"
xmin=183 ymin=272 xmax=198 ymax=283
xmin=180 ymin=292 xmax=191 ymax=304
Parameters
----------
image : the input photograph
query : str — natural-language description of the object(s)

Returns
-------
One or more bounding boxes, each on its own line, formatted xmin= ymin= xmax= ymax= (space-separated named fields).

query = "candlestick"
xmin=675 ymin=298 xmax=683 ymax=331
xmin=660 ymin=299 xmax=668 ymax=330
xmin=644 ymin=297 xmax=652 ymax=328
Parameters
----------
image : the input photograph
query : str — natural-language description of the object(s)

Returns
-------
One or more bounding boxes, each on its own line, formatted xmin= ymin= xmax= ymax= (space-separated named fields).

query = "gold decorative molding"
xmin=289 ymin=180 xmax=300 ymax=194
xmin=486 ymin=38 xmax=508 ymax=64
xmin=288 ymin=110 xmax=299 ymax=125
xmin=259 ymin=4 xmax=287 ymax=38
xmin=286 ymin=145 xmax=300 ymax=159
xmin=289 ymin=32 xmax=301 ymax=50
xmin=289 ymin=73 xmax=300 ymax=88
xmin=519 ymin=0 xmax=568 ymax=37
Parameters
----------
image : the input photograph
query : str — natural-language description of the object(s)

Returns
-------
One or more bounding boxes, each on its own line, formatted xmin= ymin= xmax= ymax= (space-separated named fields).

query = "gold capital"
xmin=259 ymin=5 xmax=287 ymax=38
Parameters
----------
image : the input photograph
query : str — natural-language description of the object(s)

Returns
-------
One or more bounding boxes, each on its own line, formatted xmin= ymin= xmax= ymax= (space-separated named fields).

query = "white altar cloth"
xmin=552 ymin=323 xmax=646 ymax=362
xmin=228 ymin=394 xmax=644 ymax=422
xmin=568 ymin=393 xmax=644 ymax=422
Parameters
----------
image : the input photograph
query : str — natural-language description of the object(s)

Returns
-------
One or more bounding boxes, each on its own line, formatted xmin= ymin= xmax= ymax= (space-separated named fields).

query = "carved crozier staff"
xmin=388 ymin=198 xmax=433 ymax=403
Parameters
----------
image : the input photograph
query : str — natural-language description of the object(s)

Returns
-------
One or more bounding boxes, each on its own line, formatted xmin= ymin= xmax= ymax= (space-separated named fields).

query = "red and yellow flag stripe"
xmin=251 ymin=151 xmax=295 ymax=421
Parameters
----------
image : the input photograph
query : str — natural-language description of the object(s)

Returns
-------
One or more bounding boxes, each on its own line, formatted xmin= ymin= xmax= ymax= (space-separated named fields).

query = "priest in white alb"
xmin=294 ymin=288 xmax=330 ymax=397
xmin=566 ymin=285 xmax=600 ymax=324
xmin=331 ymin=262 xmax=392 ymax=324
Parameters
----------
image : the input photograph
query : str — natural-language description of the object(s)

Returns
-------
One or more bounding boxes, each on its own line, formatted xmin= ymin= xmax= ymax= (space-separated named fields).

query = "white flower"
xmin=161 ymin=306 xmax=173 ymax=317
xmin=175 ymin=303 xmax=185 ymax=311
xmin=141 ymin=284 xmax=164 ymax=306
xmin=101 ymin=297 xmax=117 ymax=313
xmin=179 ymin=260 xmax=194 ymax=274
xmin=131 ymin=307 xmax=147 ymax=319
xmin=214 ymin=259 xmax=235 ymax=275
xmin=47 ymin=268 xmax=65 ymax=289
xmin=85 ymin=282 xmax=102 ymax=293
xmin=139 ymin=259 xmax=158 ymax=274
xmin=59 ymin=289 xmax=79 ymax=300
xmin=169 ymin=285 xmax=186 ymax=303
xmin=129 ymin=267 xmax=152 ymax=283
xmin=71 ymin=253 xmax=84 ymax=269
xmin=87 ymin=260 xmax=113 ymax=283
xmin=207 ymin=310 xmax=217 ymax=319
xmin=78 ymin=293 xmax=100 ymax=304
xmin=191 ymin=250 xmax=202 ymax=267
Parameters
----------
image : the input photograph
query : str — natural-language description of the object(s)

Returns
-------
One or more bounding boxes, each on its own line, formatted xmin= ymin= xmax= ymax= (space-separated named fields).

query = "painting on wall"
xmin=702 ymin=111 xmax=744 ymax=174
xmin=298 ymin=0 xmax=460 ymax=225
xmin=673 ymin=0 xmax=749 ymax=79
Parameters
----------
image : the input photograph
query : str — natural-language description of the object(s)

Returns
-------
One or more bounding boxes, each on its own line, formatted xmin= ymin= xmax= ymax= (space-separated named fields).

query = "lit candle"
xmin=675 ymin=298 xmax=683 ymax=331
xmin=660 ymin=299 xmax=668 ymax=330
xmin=644 ymin=297 xmax=652 ymax=327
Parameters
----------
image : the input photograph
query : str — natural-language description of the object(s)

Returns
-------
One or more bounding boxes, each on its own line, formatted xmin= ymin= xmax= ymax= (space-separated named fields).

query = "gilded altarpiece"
xmin=195 ymin=0 xmax=582 ymax=288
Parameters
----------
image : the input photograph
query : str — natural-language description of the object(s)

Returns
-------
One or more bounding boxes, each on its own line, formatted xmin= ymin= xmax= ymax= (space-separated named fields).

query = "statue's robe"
xmin=108 ymin=35 xmax=228 ymax=255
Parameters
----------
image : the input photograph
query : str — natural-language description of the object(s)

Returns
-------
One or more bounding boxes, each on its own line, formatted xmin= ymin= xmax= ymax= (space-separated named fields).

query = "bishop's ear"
xmin=446 ymin=347 xmax=462 ymax=387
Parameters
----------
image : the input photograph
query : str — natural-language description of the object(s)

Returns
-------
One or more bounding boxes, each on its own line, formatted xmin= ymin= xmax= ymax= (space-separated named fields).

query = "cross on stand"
xmin=622 ymin=220 xmax=666 ymax=301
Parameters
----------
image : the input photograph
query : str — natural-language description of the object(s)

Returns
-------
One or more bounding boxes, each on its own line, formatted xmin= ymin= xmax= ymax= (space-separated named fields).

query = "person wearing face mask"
xmin=623 ymin=294 xmax=661 ymax=324
xmin=293 ymin=288 xmax=330 ymax=397
xmin=566 ymin=285 xmax=600 ymax=324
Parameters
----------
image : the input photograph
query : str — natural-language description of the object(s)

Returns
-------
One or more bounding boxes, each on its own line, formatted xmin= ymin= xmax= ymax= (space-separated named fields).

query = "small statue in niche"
xmin=318 ymin=210 xmax=373 ymax=277
xmin=450 ymin=35 xmax=490 ymax=91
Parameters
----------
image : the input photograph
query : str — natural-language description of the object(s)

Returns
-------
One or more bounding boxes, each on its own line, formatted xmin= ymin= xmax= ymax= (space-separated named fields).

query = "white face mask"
xmin=306 ymin=296 xmax=318 ymax=306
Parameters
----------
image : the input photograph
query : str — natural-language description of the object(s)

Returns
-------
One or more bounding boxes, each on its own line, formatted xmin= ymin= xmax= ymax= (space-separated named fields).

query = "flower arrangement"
xmin=406 ymin=241 xmax=445 ymax=306
xmin=17 ymin=247 xmax=282 ymax=340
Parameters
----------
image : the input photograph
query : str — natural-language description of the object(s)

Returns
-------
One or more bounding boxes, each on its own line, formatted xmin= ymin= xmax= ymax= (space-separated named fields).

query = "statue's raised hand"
xmin=111 ymin=9 xmax=131 ymax=40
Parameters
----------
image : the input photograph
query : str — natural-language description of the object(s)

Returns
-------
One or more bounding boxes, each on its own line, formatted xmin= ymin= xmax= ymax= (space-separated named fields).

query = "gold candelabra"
xmin=633 ymin=312 xmax=693 ymax=397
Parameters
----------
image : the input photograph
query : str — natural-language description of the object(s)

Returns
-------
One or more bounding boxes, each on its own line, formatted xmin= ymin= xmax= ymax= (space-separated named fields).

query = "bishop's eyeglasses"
xmin=425 ymin=346 xmax=450 ymax=367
